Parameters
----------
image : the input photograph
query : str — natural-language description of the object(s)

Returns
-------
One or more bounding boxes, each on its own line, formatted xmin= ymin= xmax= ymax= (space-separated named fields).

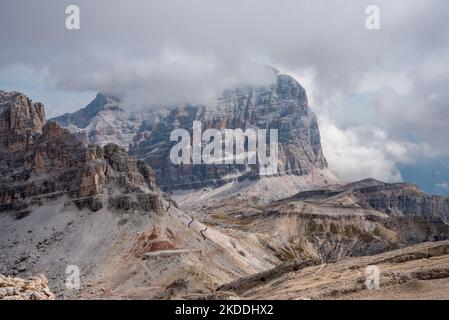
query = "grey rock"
xmin=129 ymin=73 xmax=327 ymax=190
xmin=0 ymin=91 xmax=163 ymax=214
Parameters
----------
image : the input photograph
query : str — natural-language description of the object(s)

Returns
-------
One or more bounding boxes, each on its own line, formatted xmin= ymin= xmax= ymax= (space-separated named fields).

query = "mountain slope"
xmin=175 ymin=177 xmax=449 ymax=267
xmin=0 ymin=91 xmax=280 ymax=298
xmin=2 ymin=90 xmax=449 ymax=300
xmin=206 ymin=240 xmax=449 ymax=300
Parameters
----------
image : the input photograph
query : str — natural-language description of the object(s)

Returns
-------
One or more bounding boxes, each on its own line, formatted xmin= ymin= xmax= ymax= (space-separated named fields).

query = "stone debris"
xmin=0 ymin=274 xmax=54 ymax=300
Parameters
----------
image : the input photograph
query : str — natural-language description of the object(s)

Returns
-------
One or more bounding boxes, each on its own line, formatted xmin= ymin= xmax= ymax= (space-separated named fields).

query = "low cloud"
xmin=319 ymin=117 xmax=438 ymax=183
xmin=52 ymin=49 xmax=278 ymax=107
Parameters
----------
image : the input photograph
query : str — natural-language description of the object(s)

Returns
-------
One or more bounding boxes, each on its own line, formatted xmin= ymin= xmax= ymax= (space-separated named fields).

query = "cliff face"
xmin=0 ymin=274 xmax=54 ymax=300
xmin=0 ymin=91 xmax=162 ymax=214
xmin=288 ymin=178 xmax=449 ymax=222
xmin=129 ymin=74 xmax=328 ymax=190
xmin=0 ymin=91 xmax=45 ymax=151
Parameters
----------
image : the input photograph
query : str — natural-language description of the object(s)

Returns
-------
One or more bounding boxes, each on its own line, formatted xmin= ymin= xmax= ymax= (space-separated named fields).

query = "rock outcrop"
xmin=0 ymin=91 xmax=163 ymax=214
xmin=286 ymin=178 xmax=449 ymax=222
xmin=0 ymin=91 xmax=45 ymax=150
xmin=129 ymin=73 xmax=328 ymax=190
xmin=0 ymin=274 xmax=54 ymax=300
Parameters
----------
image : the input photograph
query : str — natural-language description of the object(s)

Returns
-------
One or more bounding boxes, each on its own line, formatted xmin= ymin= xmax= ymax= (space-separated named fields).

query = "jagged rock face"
xmin=129 ymin=74 xmax=328 ymax=190
xmin=0 ymin=274 xmax=54 ymax=300
xmin=51 ymin=93 xmax=150 ymax=149
xmin=0 ymin=91 xmax=45 ymax=151
xmin=0 ymin=91 xmax=162 ymax=214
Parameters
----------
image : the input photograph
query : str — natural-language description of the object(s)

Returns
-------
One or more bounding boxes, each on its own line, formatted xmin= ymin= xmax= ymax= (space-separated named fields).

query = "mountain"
xmin=2 ymin=90 xmax=449 ymax=299
xmin=0 ymin=91 xmax=283 ymax=298
xmin=176 ymin=178 xmax=449 ymax=265
xmin=51 ymin=93 xmax=151 ymax=149
xmin=51 ymin=73 xmax=334 ymax=192
xmin=0 ymin=91 xmax=162 ymax=214
xmin=129 ymin=73 xmax=330 ymax=190
xmin=284 ymin=178 xmax=449 ymax=222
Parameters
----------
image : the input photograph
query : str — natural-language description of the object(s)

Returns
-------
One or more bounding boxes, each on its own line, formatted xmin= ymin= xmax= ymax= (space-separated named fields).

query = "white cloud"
xmin=356 ymin=70 xmax=413 ymax=95
xmin=319 ymin=117 xmax=438 ymax=183
xmin=320 ymin=120 xmax=401 ymax=182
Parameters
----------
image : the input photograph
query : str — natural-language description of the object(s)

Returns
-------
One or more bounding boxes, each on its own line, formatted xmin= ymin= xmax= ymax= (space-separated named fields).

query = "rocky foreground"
xmin=0 ymin=274 xmax=53 ymax=300
xmin=199 ymin=240 xmax=449 ymax=300
xmin=3 ymin=239 xmax=449 ymax=300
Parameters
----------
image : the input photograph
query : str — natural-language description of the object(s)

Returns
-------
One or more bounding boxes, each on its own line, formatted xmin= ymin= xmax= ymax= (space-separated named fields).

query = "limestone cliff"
xmin=129 ymin=73 xmax=328 ymax=190
xmin=0 ymin=91 xmax=162 ymax=214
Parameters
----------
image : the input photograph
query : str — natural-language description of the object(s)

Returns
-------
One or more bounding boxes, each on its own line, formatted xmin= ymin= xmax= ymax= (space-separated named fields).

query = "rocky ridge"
xmin=283 ymin=178 xmax=449 ymax=222
xmin=0 ymin=91 xmax=163 ymax=214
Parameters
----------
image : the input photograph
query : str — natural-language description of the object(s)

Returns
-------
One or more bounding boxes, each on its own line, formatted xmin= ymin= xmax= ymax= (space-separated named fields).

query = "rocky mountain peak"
xmin=50 ymin=72 xmax=330 ymax=191
xmin=51 ymin=93 xmax=142 ymax=149
xmin=87 ymin=92 xmax=122 ymax=113
xmin=0 ymin=91 xmax=163 ymax=214
xmin=52 ymin=92 xmax=122 ymax=130
xmin=130 ymin=73 xmax=328 ymax=190
xmin=276 ymin=73 xmax=307 ymax=101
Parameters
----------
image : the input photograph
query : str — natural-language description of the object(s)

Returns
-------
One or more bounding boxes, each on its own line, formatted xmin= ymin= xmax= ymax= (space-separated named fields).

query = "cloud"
xmin=1 ymin=1 xmax=448 ymax=106
xmin=51 ymin=48 xmax=278 ymax=107
xmin=1 ymin=0 xmax=449 ymax=183
xmin=319 ymin=117 xmax=439 ymax=183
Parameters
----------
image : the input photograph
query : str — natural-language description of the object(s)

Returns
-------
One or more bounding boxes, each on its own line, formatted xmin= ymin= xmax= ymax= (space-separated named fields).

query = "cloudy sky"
xmin=1 ymin=0 xmax=449 ymax=193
